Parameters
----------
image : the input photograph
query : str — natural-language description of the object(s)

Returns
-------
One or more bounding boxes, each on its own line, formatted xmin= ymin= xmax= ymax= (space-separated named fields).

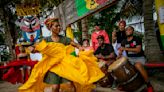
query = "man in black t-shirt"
xmin=94 ymin=35 xmax=116 ymax=66
xmin=120 ymin=26 xmax=145 ymax=65
xmin=120 ymin=26 xmax=153 ymax=91
xmin=94 ymin=35 xmax=116 ymax=87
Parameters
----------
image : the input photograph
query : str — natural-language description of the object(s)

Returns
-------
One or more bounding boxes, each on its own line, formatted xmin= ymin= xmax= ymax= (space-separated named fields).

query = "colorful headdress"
xmin=44 ymin=18 xmax=59 ymax=30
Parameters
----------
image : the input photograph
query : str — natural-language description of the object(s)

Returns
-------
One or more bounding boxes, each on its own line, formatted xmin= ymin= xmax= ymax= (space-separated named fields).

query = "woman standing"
xmin=30 ymin=18 xmax=82 ymax=92
xmin=19 ymin=18 xmax=104 ymax=92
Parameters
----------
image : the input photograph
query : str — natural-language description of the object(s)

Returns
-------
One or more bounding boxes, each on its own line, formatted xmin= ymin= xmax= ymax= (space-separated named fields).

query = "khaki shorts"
xmin=128 ymin=57 xmax=146 ymax=65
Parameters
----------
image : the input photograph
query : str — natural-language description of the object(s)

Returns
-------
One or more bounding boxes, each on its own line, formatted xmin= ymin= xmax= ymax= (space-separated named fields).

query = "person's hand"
xmin=28 ymin=46 xmax=35 ymax=52
xmin=118 ymin=48 xmax=122 ymax=53
xmin=98 ymin=54 xmax=105 ymax=59
xmin=96 ymin=54 xmax=102 ymax=59
xmin=118 ymin=47 xmax=123 ymax=55
xmin=112 ymin=31 xmax=116 ymax=34
xmin=112 ymin=31 xmax=116 ymax=36
xmin=119 ymin=47 xmax=126 ymax=51
xmin=100 ymin=55 xmax=105 ymax=60
xmin=116 ymin=55 xmax=122 ymax=60
xmin=79 ymin=46 xmax=84 ymax=51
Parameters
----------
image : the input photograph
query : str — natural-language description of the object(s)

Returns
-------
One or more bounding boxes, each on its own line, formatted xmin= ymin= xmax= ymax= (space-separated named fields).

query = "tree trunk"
xmin=81 ymin=18 xmax=89 ymax=39
xmin=143 ymin=0 xmax=164 ymax=62
xmin=2 ymin=8 xmax=15 ymax=60
xmin=0 ymin=54 xmax=1 ymax=62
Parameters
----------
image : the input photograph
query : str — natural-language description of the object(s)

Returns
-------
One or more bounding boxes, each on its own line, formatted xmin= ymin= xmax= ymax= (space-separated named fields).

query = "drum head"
xmin=108 ymin=57 xmax=128 ymax=72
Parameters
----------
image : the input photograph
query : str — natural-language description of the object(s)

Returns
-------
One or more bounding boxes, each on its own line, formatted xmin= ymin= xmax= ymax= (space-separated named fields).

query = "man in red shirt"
xmin=91 ymin=22 xmax=110 ymax=51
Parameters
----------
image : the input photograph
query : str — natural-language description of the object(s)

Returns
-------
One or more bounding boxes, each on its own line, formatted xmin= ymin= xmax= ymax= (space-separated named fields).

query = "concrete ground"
xmin=0 ymin=72 xmax=164 ymax=92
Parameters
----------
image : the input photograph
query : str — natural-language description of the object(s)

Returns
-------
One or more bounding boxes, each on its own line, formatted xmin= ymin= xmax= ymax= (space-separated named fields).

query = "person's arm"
xmin=27 ymin=45 xmax=36 ymax=53
xmin=92 ymin=42 xmax=95 ymax=50
xmin=95 ymin=54 xmax=103 ymax=59
xmin=94 ymin=47 xmax=102 ymax=59
xmin=120 ymin=37 xmax=142 ymax=53
xmin=118 ymin=40 xmax=126 ymax=57
xmin=104 ymin=52 xmax=116 ymax=65
xmin=17 ymin=54 xmax=20 ymax=60
xmin=121 ymin=45 xmax=141 ymax=53
xmin=28 ymin=38 xmax=46 ymax=53
xmin=70 ymin=41 xmax=83 ymax=50
xmin=104 ymin=44 xmax=116 ymax=59
xmin=103 ymin=52 xmax=116 ymax=60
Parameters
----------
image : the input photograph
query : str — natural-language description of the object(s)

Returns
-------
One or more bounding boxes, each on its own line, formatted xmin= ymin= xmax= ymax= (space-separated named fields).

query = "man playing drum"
xmin=94 ymin=35 xmax=116 ymax=87
xmin=119 ymin=26 xmax=153 ymax=92
xmin=94 ymin=35 xmax=116 ymax=66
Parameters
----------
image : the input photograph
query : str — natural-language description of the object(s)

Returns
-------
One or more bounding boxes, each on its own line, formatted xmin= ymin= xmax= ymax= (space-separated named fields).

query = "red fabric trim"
xmin=0 ymin=60 xmax=37 ymax=84
xmin=145 ymin=63 xmax=164 ymax=68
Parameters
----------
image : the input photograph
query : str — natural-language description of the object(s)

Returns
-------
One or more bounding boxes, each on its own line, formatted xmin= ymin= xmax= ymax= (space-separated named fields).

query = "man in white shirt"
xmin=112 ymin=30 xmax=127 ymax=58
